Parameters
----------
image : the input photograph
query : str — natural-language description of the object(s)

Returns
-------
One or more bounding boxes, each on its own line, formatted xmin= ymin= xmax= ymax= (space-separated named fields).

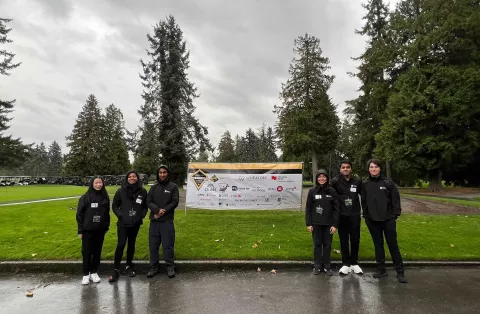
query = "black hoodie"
xmin=330 ymin=174 xmax=362 ymax=216
xmin=76 ymin=176 xmax=111 ymax=234
xmin=147 ymin=165 xmax=180 ymax=222
xmin=305 ymin=169 xmax=340 ymax=227
xmin=361 ymin=175 xmax=401 ymax=221
xmin=112 ymin=170 xmax=148 ymax=227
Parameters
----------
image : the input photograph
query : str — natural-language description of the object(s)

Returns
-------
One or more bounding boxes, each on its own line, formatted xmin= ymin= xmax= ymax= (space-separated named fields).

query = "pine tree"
xmin=376 ymin=0 xmax=480 ymax=191
xmin=275 ymin=34 xmax=340 ymax=181
xmin=64 ymin=94 xmax=104 ymax=176
xmin=0 ymin=18 xmax=26 ymax=169
xmin=102 ymin=104 xmax=130 ymax=174
xmin=47 ymin=141 xmax=63 ymax=176
xmin=139 ymin=15 xmax=212 ymax=184
xmin=217 ymin=130 xmax=235 ymax=162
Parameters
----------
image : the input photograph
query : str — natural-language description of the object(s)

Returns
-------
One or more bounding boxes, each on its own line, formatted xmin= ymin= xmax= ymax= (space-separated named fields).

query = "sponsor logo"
xmin=211 ymin=175 xmax=219 ymax=182
xmin=252 ymin=187 xmax=266 ymax=192
xmin=238 ymin=175 xmax=268 ymax=181
xmin=205 ymin=183 xmax=217 ymax=191
xmin=277 ymin=186 xmax=283 ymax=192
xmin=239 ymin=187 xmax=250 ymax=191
xmin=191 ymin=169 xmax=208 ymax=190
xmin=218 ymin=182 xmax=229 ymax=192
xmin=197 ymin=193 xmax=205 ymax=197
xmin=200 ymin=198 xmax=212 ymax=201
xmin=232 ymin=186 xmax=238 ymax=191
xmin=285 ymin=186 xmax=297 ymax=191
xmin=271 ymin=175 xmax=288 ymax=181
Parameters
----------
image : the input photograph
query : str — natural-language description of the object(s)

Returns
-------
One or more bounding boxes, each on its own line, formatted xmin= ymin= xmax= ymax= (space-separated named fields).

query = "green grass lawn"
xmin=402 ymin=193 xmax=480 ymax=209
xmin=0 ymin=185 xmax=122 ymax=204
xmin=0 ymin=199 xmax=478 ymax=261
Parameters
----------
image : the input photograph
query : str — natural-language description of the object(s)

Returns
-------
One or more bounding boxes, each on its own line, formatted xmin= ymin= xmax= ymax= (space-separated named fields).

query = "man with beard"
xmin=109 ymin=171 xmax=148 ymax=282
xmin=147 ymin=165 xmax=179 ymax=278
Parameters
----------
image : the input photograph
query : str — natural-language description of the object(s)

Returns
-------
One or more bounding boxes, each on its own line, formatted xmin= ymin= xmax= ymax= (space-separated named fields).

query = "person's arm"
xmin=111 ymin=189 xmax=123 ymax=219
xmin=391 ymin=181 xmax=402 ymax=218
xmin=147 ymin=185 xmax=160 ymax=215
xmin=163 ymin=184 xmax=179 ymax=213
xmin=105 ymin=195 xmax=111 ymax=230
xmin=361 ymin=181 xmax=368 ymax=218
xmin=76 ymin=195 xmax=87 ymax=236
xmin=305 ymin=189 xmax=313 ymax=228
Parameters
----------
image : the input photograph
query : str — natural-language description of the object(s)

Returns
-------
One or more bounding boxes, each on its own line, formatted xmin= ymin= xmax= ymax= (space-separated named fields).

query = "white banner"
xmin=185 ymin=162 xmax=303 ymax=210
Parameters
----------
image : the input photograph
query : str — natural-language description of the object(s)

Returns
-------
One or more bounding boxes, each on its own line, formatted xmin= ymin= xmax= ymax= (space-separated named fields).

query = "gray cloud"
xmin=0 ymin=0 xmax=399 ymax=156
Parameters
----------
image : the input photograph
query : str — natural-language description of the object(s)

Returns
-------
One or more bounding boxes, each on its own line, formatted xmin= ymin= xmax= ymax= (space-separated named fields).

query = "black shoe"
xmin=397 ymin=273 xmax=408 ymax=283
xmin=147 ymin=266 xmax=159 ymax=278
xmin=167 ymin=267 xmax=176 ymax=278
xmin=125 ymin=265 xmax=136 ymax=277
xmin=325 ymin=269 xmax=333 ymax=276
xmin=108 ymin=269 xmax=120 ymax=283
xmin=373 ymin=270 xmax=388 ymax=278
xmin=313 ymin=267 xmax=321 ymax=275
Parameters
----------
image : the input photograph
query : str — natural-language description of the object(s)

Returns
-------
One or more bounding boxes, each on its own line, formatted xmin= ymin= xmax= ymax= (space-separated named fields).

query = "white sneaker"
xmin=339 ymin=265 xmax=351 ymax=275
xmin=351 ymin=265 xmax=363 ymax=274
xmin=81 ymin=275 xmax=90 ymax=285
xmin=90 ymin=273 xmax=101 ymax=283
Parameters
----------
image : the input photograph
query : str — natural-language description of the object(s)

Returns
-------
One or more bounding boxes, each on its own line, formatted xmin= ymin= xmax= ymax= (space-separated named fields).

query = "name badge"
xmin=129 ymin=210 xmax=136 ymax=217
xmin=135 ymin=198 xmax=142 ymax=204
xmin=345 ymin=198 xmax=352 ymax=206
xmin=380 ymin=187 xmax=386 ymax=190
xmin=91 ymin=203 xmax=98 ymax=208
xmin=315 ymin=195 xmax=321 ymax=200
xmin=350 ymin=187 xmax=357 ymax=192
xmin=316 ymin=206 xmax=323 ymax=214
xmin=93 ymin=215 xmax=101 ymax=223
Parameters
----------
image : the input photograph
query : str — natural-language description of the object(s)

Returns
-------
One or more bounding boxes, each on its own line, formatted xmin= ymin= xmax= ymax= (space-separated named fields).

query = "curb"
xmin=1 ymin=260 xmax=480 ymax=274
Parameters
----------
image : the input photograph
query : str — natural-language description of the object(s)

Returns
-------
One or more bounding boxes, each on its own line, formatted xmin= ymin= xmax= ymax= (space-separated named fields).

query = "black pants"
xmin=149 ymin=221 xmax=175 ymax=269
xmin=338 ymin=215 xmax=361 ymax=266
xmin=365 ymin=218 xmax=404 ymax=273
xmin=114 ymin=223 xmax=141 ymax=269
xmin=82 ymin=230 xmax=106 ymax=276
xmin=312 ymin=225 xmax=333 ymax=269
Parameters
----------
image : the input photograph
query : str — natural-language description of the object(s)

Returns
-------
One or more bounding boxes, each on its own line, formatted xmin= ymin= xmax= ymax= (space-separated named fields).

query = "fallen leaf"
xmin=258 ymin=240 xmax=262 ymax=243
xmin=215 ymin=239 xmax=220 ymax=242
xmin=252 ymin=243 xmax=258 ymax=248
xmin=450 ymin=244 xmax=455 ymax=247
xmin=31 ymin=253 xmax=37 ymax=257
xmin=222 ymin=239 xmax=224 ymax=242
xmin=270 ymin=269 xmax=277 ymax=274
xmin=257 ymin=267 xmax=262 ymax=272
xmin=43 ymin=232 xmax=48 ymax=234
xmin=270 ymin=234 xmax=273 ymax=236
xmin=465 ymin=216 xmax=468 ymax=218
xmin=278 ymin=245 xmax=281 ymax=249
xmin=272 ymin=224 xmax=275 ymax=228
xmin=333 ymin=249 xmax=340 ymax=254
xmin=26 ymin=291 xmax=33 ymax=297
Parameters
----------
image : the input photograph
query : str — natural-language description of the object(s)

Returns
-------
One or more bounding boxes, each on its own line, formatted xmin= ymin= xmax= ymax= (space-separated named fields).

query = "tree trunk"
xmin=428 ymin=170 xmax=444 ymax=193
xmin=312 ymin=152 xmax=318 ymax=183
xmin=386 ymin=160 xmax=392 ymax=180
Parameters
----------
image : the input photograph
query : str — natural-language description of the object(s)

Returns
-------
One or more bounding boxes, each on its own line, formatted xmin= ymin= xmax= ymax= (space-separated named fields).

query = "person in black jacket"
xmin=305 ymin=169 xmax=340 ymax=276
xmin=108 ymin=170 xmax=148 ymax=283
xmin=146 ymin=165 xmax=179 ymax=278
xmin=361 ymin=159 xmax=408 ymax=283
xmin=330 ymin=161 xmax=363 ymax=276
xmin=76 ymin=176 xmax=110 ymax=285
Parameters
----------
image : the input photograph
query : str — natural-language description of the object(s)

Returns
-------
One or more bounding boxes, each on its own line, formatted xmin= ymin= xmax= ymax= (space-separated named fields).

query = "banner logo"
xmin=191 ymin=169 xmax=208 ymax=190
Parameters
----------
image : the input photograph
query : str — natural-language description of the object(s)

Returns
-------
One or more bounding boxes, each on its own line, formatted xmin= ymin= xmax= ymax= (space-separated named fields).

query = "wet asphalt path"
xmin=1 ymin=267 xmax=479 ymax=314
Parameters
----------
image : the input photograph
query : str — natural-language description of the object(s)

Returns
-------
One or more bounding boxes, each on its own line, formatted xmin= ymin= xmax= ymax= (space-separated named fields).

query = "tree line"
xmin=1 ymin=0 xmax=479 ymax=190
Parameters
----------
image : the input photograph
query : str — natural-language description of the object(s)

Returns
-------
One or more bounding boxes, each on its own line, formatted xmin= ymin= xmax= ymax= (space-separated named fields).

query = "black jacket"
xmin=330 ymin=175 xmax=362 ymax=216
xmin=76 ymin=192 xmax=110 ymax=234
xmin=305 ymin=185 xmax=340 ymax=227
xmin=361 ymin=176 xmax=401 ymax=221
xmin=112 ymin=185 xmax=148 ymax=227
xmin=147 ymin=166 xmax=179 ymax=222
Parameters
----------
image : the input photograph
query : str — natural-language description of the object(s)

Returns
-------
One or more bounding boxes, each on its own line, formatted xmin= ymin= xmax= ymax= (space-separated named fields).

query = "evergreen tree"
xmin=233 ymin=134 xmax=246 ymax=162
xmin=376 ymin=0 xmax=480 ymax=191
xmin=47 ymin=141 xmax=63 ymax=176
xmin=22 ymin=142 xmax=49 ymax=176
xmin=139 ymin=15 xmax=212 ymax=184
xmin=258 ymin=125 xmax=278 ymax=162
xmin=64 ymin=94 xmax=104 ymax=176
xmin=102 ymin=104 xmax=130 ymax=174
xmin=217 ymin=130 xmax=235 ymax=162
xmin=275 ymin=34 xmax=340 ymax=181
xmin=243 ymin=128 xmax=260 ymax=162
xmin=0 ymin=18 xmax=27 ymax=168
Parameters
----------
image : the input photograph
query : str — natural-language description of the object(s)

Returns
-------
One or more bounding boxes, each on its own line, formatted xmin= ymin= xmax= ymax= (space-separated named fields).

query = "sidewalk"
xmin=2 ymin=260 xmax=480 ymax=274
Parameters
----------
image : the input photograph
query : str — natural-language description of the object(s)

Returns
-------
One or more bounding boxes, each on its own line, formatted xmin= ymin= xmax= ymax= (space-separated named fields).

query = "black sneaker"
xmin=125 ymin=266 xmax=136 ymax=277
xmin=397 ymin=273 xmax=408 ymax=283
xmin=373 ymin=270 xmax=388 ymax=278
xmin=147 ymin=266 xmax=159 ymax=278
xmin=108 ymin=269 xmax=120 ymax=283
xmin=325 ymin=269 xmax=333 ymax=276
xmin=167 ymin=267 xmax=176 ymax=278
xmin=313 ymin=267 xmax=321 ymax=275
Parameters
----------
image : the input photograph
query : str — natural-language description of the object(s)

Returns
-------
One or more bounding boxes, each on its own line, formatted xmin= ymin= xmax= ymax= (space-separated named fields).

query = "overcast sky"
xmin=0 ymin=0 xmax=399 ymax=155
